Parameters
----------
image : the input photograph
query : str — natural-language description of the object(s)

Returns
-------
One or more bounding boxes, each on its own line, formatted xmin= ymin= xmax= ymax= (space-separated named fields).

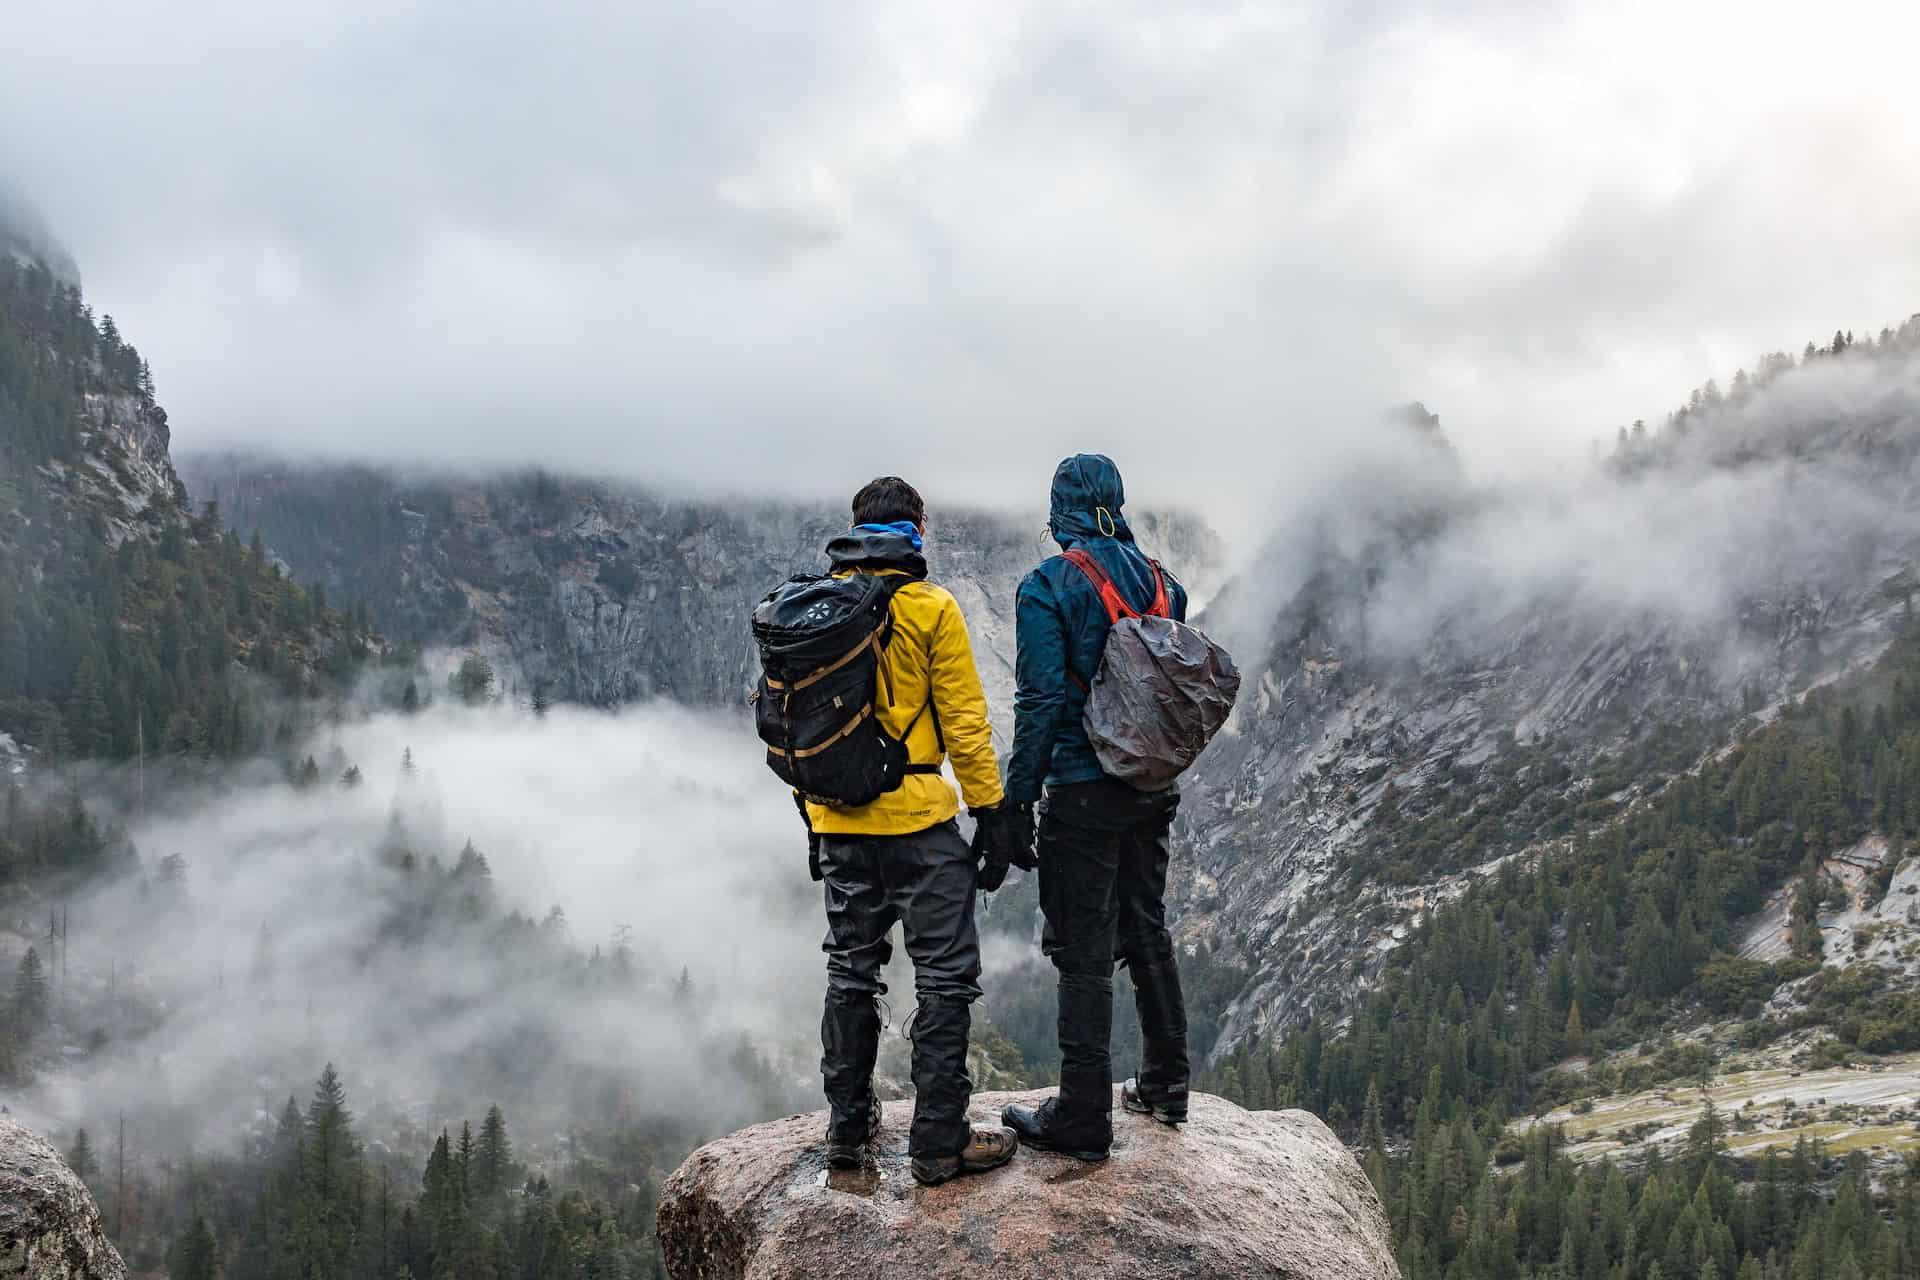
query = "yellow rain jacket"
xmin=804 ymin=562 xmax=1004 ymax=836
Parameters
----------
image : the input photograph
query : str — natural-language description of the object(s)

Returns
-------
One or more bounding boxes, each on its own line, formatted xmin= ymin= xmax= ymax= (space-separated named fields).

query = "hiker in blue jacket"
xmin=999 ymin=453 xmax=1193 ymax=1161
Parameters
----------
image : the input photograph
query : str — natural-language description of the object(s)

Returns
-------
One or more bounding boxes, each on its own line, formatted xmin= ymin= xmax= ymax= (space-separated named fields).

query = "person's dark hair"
xmin=850 ymin=476 xmax=925 ymax=527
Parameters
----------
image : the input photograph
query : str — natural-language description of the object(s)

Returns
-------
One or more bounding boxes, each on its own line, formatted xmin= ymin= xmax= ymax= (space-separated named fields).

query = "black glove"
xmin=971 ymin=805 xmax=1011 ymax=892
xmin=795 ymin=792 xmax=823 ymax=882
xmin=1004 ymin=802 xmax=1037 ymax=871
xmin=970 ymin=802 xmax=1035 ymax=892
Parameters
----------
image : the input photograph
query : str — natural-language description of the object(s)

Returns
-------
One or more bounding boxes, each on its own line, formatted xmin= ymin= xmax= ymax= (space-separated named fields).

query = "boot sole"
xmin=1010 ymin=1133 xmax=1109 ymax=1163
xmin=1122 ymin=1097 xmax=1187 ymax=1126
xmin=911 ymin=1149 xmax=1016 ymax=1186
xmin=910 ymin=1161 xmax=957 ymax=1186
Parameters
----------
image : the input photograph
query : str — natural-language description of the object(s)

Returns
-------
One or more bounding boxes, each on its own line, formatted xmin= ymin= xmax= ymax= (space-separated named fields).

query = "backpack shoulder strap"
xmin=1061 ymin=548 xmax=1170 ymax=621
xmin=1061 ymin=548 xmax=1135 ymax=624
xmin=1144 ymin=559 xmax=1171 ymax=619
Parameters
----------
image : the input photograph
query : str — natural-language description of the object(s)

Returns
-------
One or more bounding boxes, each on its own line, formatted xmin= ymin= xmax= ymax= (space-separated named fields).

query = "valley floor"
xmin=1525 ymin=1047 xmax=1920 ymax=1165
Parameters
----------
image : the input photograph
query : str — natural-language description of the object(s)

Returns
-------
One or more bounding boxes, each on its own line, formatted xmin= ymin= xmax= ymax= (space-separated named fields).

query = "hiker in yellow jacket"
xmin=805 ymin=476 xmax=1023 ymax=1186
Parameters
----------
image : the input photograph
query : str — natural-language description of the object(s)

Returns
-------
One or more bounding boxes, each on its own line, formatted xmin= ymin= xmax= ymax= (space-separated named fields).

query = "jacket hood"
xmin=1049 ymin=453 xmax=1132 ymax=548
xmin=825 ymin=526 xmax=929 ymax=578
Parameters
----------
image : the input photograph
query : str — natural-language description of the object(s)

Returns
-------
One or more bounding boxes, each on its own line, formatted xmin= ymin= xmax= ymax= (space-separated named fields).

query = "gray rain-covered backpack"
xmin=1062 ymin=548 xmax=1241 ymax=790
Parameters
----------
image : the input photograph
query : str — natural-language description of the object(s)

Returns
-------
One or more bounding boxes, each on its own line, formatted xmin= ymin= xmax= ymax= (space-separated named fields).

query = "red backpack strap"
xmin=1061 ymin=548 xmax=1171 ymax=621
xmin=1145 ymin=559 xmax=1171 ymax=619
xmin=1061 ymin=548 xmax=1135 ymax=623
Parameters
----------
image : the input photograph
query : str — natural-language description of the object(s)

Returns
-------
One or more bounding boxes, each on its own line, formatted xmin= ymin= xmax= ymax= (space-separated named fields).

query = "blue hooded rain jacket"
xmin=1004 ymin=454 xmax=1188 ymax=805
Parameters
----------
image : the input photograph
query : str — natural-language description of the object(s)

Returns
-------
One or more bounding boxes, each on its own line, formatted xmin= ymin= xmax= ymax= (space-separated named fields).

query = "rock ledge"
xmin=0 ymin=1115 xmax=129 ymax=1280
xmin=658 ymin=1088 xmax=1399 ymax=1280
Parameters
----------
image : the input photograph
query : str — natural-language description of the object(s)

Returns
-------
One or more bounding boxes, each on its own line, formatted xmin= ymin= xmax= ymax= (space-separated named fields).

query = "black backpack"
xmin=751 ymin=571 xmax=939 ymax=807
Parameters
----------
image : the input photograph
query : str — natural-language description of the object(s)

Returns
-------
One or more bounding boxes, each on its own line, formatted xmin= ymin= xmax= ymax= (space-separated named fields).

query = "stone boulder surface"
xmin=0 ymin=1116 xmax=129 ymax=1279
xmin=657 ymin=1088 xmax=1399 ymax=1280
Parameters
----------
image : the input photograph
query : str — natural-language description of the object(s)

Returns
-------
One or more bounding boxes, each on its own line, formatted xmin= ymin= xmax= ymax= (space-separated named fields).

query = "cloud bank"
xmin=10 ymin=700 xmax=837 ymax=1156
xmin=4 ymin=1 xmax=1918 ymax=521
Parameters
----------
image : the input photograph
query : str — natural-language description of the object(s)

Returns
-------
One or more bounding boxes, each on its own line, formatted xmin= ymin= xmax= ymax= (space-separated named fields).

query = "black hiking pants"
xmin=1037 ymin=778 xmax=1187 ymax=1137
xmin=818 ymin=820 xmax=981 ymax=1159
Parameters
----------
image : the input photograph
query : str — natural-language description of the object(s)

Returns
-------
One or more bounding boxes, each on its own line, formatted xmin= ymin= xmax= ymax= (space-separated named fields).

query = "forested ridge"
xmin=66 ymin=1065 xmax=670 ymax=1280
xmin=0 ymin=254 xmax=375 ymax=767
xmin=1614 ymin=315 xmax=1920 ymax=463
xmin=1206 ymin=614 xmax=1920 ymax=1278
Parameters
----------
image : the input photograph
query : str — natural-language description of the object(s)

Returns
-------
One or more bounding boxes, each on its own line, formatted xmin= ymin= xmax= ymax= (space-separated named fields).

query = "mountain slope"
xmin=0 ymin=245 xmax=375 ymax=768
xmin=1178 ymin=320 xmax=1920 ymax=1051
xmin=174 ymin=455 xmax=1223 ymax=725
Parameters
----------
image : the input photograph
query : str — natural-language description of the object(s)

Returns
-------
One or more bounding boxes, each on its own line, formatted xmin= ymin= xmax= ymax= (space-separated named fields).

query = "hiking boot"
xmin=1122 ymin=1078 xmax=1188 ymax=1126
xmin=1001 ymin=1097 xmax=1110 ymax=1163
xmin=825 ymin=1091 xmax=884 ymax=1169
xmin=910 ymin=1125 xmax=1018 ymax=1186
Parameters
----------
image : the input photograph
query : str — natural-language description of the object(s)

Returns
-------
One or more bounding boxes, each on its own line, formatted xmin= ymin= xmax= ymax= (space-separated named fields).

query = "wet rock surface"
xmin=657 ymin=1087 xmax=1398 ymax=1280
xmin=0 ymin=1116 xmax=129 ymax=1280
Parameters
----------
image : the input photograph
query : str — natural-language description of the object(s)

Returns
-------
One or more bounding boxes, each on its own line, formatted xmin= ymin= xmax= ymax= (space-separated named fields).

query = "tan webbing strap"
xmin=768 ymin=703 xmax=874 ymax=760
xmin=766 ymin=632 xmax=882 ymax=695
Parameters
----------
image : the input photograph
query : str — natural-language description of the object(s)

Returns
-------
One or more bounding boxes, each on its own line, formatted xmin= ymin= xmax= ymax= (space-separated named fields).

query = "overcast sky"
xmin=5 ymin=0 xmax=1918 ymax=521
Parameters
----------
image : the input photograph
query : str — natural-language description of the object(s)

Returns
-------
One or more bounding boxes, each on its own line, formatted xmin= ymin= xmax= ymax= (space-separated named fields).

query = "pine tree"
xmin=476 ymin=1105 xmax=512 ymax=1198
xmin=1358 ymin=1079 xmax=1385 ymax=1155
xmin=68 ymin=657 xmax=111 ymax=756
xmin=453 ymin=841 xmax=490 ymax=880
xmin=420 ymin=1129 xmax=454 ymax=1231
xmin=1789 ymin=864 xmax=1825 ymax=958
xmin=67 ymin=1127 xmax=100 ymax=1184
xmin=456 ymin=1121 xmax=476 ymax=1200
xmin=453 ymin=655 xmax=494 ymax=705
xmin=420 ymin=1128 xmax=474 ymax=1278
xmin=168 ymin=1212 xmax=218 ymax=1280
xmin=12 ymin=946 xmax=48 ymax=1031
xmin=301 ymin=1063 xmax=363 ymax=1279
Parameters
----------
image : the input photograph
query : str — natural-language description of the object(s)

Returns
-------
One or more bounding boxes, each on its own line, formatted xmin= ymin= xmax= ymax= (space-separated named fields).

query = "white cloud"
xmin=3 ymin=0 xmax=1918 ymax=524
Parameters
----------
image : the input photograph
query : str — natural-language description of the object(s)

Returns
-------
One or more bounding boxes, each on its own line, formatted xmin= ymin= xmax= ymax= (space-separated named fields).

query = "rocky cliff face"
xmin=655 ymin=1087 xmax=1397 ymax=1280
xmin=40 ymin=386 xmax=184 ymax=550
xmin=1175 ymin=345 xmax=1920 ymax=1050
xmin=0 ymin=1116 xmax=129 ymax=1280
xmin=174 ymin=456 xmax=1223 ymax=725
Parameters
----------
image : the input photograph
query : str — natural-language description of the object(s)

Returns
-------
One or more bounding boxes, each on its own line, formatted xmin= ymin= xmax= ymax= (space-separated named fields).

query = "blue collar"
xmin=853 ymin=521 xmax=923 ymax=550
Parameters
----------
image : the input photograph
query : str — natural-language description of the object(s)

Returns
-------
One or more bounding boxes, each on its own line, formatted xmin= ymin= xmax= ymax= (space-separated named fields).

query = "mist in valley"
xmin=4 ymin=696 xmax=842 ymax=1169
